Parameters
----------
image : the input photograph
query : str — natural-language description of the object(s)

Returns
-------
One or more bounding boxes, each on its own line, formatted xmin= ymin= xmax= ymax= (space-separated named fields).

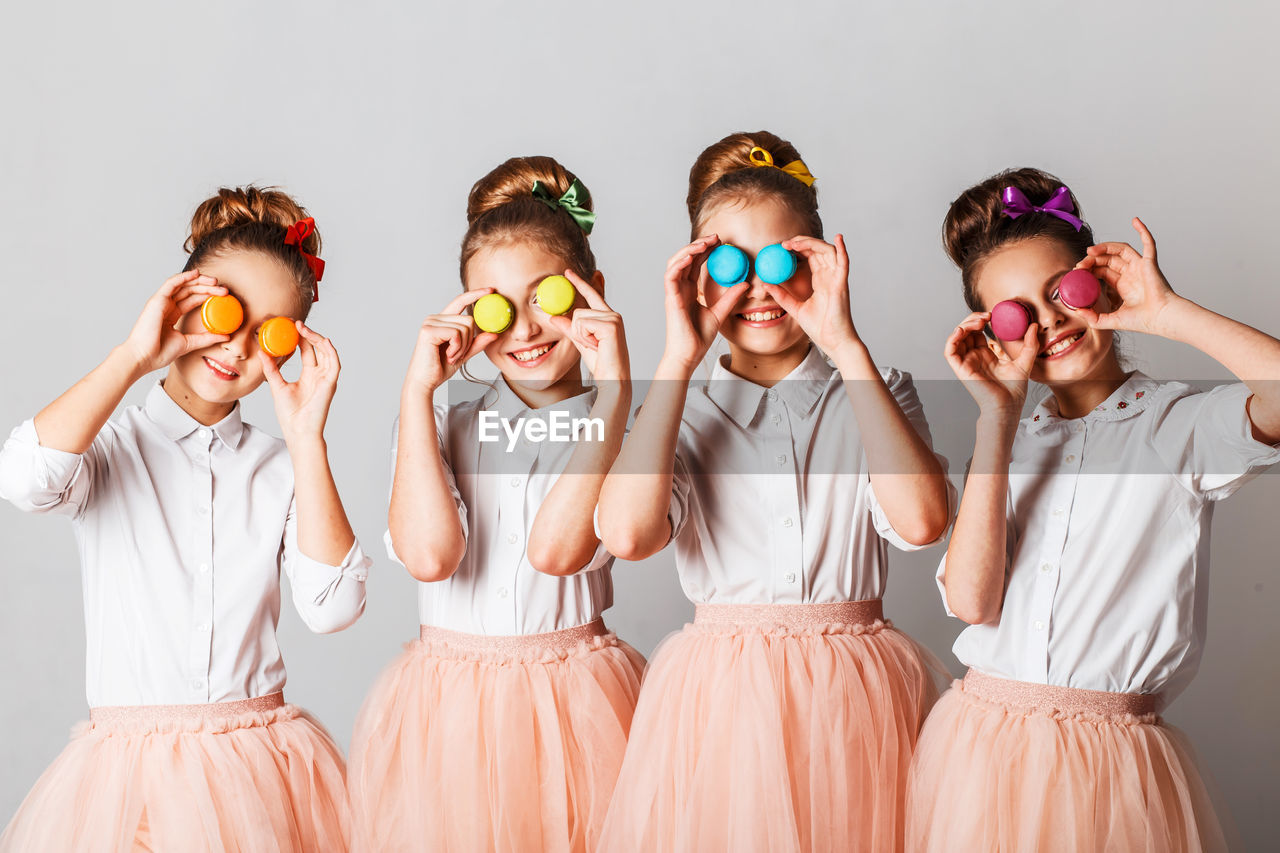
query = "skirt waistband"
xmin=89 ymin=692 xmax=286 ymax=726
xmin=419 ymin=618 xmax=609 ymax=655
xmin=694 ymin=599 xmax=884 ymax=629
xmin=963 ymin=669 xmax=1160 ymax=718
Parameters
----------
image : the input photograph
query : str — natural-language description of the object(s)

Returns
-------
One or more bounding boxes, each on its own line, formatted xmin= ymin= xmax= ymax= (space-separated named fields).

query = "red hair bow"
xmin=284 ymin=217 xmax=325 ymax=300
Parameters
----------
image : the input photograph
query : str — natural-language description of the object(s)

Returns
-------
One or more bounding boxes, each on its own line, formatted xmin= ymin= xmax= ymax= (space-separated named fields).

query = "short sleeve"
xmin=0 ymin=418 xmax=106 ymax=519
xmin=866 ymin=368 xmax=959 ymax=550
xmin=1148 ymin=382 xmax=1280 ymax=501
xmin=384 ymin=407 xmax=469 ymax=565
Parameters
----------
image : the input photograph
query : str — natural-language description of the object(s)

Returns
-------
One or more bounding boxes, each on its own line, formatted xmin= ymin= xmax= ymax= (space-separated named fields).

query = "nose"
xmin=508 ymin=305 xmax=542 ymax=341
xmin=221 ymin=324 xmax=252 ymax=360
xmin=1034 ymin=297 xmax=1068 ymax=334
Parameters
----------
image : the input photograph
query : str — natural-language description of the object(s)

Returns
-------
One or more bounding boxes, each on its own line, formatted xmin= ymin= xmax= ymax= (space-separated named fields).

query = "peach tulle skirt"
xmin=906 ymin=669 xmax=1227 ymax=852
xmin=348 ymin=618 xmax=646 ymax=853
xmin=0 ymin=693 xmax=350 ymax=853
xmin=597 ymin=600 xmax=944 ymax=853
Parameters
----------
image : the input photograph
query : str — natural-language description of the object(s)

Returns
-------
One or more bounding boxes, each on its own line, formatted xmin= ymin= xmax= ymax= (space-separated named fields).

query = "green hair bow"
xmin=531 ymin=178 xmax=596 ymax=235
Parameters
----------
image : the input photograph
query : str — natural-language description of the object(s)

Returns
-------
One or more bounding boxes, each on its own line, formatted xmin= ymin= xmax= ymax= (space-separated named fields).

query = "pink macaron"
xmin=1058 ymin=269 xmax=1101 ymax=310
xmin=990 ymin=300 xmax=1033 ymax=341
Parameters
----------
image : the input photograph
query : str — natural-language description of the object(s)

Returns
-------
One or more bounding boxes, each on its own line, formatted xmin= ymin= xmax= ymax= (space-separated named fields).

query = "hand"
xmin=405 ymin=289 xmax=500 ymax=394
xmin=766 ymin=234 xmax=859 ymax=352
xmin=544 ymin=271 xmax=630 ymax=382
xmin=1077 ymin=218 xmax=1179 ymax=335
xmin=260 ymin=322 xmax=340 ymax=443
xmin=662 ymin=235 xmax=748 ymax=371
xmin=123 ymin=271 xmax=230 ymax=374
xmin=944 ymin=312 xmax=1039 ymax=416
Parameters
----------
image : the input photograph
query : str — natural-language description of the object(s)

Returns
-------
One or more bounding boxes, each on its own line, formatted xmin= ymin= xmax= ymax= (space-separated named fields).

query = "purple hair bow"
xmin=1001 ymin=186 xmax=1084 ymax=231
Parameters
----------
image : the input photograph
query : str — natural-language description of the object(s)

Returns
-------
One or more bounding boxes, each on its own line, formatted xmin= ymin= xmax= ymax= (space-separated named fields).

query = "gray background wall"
xmin=2 ymin=0 xmax=1277 ymax=846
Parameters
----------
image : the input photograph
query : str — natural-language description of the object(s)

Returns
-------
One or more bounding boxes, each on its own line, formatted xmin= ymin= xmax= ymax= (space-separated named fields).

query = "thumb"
xmin=258 ymin=350 xmax=287 ymax=391
xmin=762 ymin=284 xmax=802 ymax=316
xmin=1013 ymin=323 xmax=1040 ymax=374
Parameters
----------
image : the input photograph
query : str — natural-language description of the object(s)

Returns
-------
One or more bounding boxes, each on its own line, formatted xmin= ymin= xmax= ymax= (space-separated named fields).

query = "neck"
xmin=1048 ymin=354 xmax=1130 ymax=419
xmin=503 ymin=368 xmax=587 ymax=410
xmin=161 ymin=371 xmax=236 ymax=426
xmin=724 ymin=339 xmax=812 ymax=387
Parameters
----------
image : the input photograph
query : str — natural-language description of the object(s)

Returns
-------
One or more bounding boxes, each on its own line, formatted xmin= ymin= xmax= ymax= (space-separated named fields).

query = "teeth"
xmin=742 ymin=309 xmax=784 ymax=322
xmin=1042 ymin=332 xmax=1082 ymax=357
xmin=205 ymin=357 xmax=236 ymax=376
xmin=513 ymin=344 xmax=552 ymax=362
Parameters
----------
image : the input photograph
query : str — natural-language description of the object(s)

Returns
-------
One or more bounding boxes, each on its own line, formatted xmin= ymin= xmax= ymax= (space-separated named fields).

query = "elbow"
xmin=402 ymin=552 xmax=461 ymax=583
xmin=897 ymin=516 xmax=948 ymax=548
xmin=601 ymin=523 xmax=663 ymax=562
xmin=945 ymin=587 xmax=1002 ymax=626
xmin=527 ymin=539 xmax=588 ymax=577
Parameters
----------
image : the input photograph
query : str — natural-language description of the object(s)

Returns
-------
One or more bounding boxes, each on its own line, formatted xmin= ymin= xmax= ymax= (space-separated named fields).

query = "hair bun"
xmin=185 ymin=186 xmax=319 ymax=254
xmin=686 ymin=130 xmax=811 ymax=219
xmin=466 ymin=156 xmax=589 ymax=226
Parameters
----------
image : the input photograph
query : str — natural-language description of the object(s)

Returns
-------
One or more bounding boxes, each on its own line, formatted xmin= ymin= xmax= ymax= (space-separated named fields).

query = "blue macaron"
xmin=706 ymin=244 xmax=750 ymax=286
xmin=755 ymin=243 xmax=797 ymax=285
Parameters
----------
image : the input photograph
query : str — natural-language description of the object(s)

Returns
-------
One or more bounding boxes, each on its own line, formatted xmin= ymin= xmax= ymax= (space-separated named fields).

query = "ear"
xmin=986 ymin=338 xmax=1007 ymax=359
xmin=591 ymin=269 xmax=605 ymax=295
xmin=1100 ymin=280 xmax=1123 ymax=312
xmin=695 ymin=270 xmax=710 ymax=308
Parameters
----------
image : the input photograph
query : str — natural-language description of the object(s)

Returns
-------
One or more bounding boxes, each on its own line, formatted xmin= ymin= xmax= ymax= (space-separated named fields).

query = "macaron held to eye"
xmin=472 ymin=292 xmax=515 ymax=333
xmin=705 ymin=242 xmax=799 ymax=287
xmin=199 ymin=293 xmax=299 ymax=356
xmin=535 ymin=275 xmax=576 ymax=316
xmin=987 ymin=270 xmax=1102 ymax=340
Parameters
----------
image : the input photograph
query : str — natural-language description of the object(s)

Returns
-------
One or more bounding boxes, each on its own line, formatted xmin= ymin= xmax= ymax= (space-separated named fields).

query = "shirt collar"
xmin=1026 ymin=370 xmax=1160 ymax=434
xmin=145 ymin=381 xmax=245 ymax=449
xmin=481 ymin=376 xmax=598 ymax=423
xmin=706 ymin=344 xmax=835 ymax=428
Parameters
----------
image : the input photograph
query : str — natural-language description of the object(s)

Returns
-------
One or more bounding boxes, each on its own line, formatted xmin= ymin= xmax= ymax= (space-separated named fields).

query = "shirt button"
xmin=197 ymin=429 xmax=211 ymax=442
xmin=194 ymin=453 xmax=206 ymax=463
xmin=191 ymin=678 xmax=205 ymax=690
xmin=1052 ymin=508 xmax=1064 ymax=517
xmin=783 ymin=572 xmax=797 ymax=583
xmin=1040 ymin=562 xmax=1053 ymax=573
xmin=198 ymin=563 xmax=210 ymax=573
xmin=1064 ymin=454 xmax=1076 ymax=464
xmin=771 ymin=415 xmax=781 ymax=425
xmin=775 ymin=454 xmax=787 ymax=465
xmin=197 ymin=506 xmax=209 ymax=515
xmin=767 ymin=390 xmax=778 ymax=401
xmin=510 ymin=477 xmax=521 ymax=487
xmin=1034 ymin=620 xmax=1045 ymax=631
xmin=1076 ymin=423 xmax=1085 ymax=433
xmin=197 ymin=622 xmax=210 ymax=632
xmin=498 ymin=587 xmax=510 ymax=598
xmin=782 ymin=517 xmax=794 ymax=528
xmin=507 ymin=533 xmax=518 ymax=544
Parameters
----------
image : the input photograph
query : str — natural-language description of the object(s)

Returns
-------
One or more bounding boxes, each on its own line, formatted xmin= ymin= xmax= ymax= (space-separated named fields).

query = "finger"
xmin=571 ymin=317 xmax=601 ymax=352
xmin=159 ymin=270 xmax=205 ymax=296
xmin=175 ymin=292 xmax=214 ymax=316
xmin=182 ymin=333 xmax=231 ymax=352
xmin=462 ymin=331 xmax=498 ymax=362
xmin=442 ymin=288 xmax=495 ymax=316
xmin=833 ymin=233 xmax=850 ymax=271
xmin=296 ymin=321 xmax=326 ymax=345
xmin=1013 ymin=323 xmax=1040 ymax=372
xmin=257 ymin=350 xmax=287 ymax=390
xmin=298 ymin=335 xmax=318 ymax=368
xmin=781 ymin=235 xmax=836 ymax=262
xmin=545 ymin=314 xmax=574 ymax=338
xmin=1077 ymin=306 xmax=1118 ymax=330
xmin=1132 ymin=217 xmax=1157 ymax=260
xmin=666 ymin=235 xmax=721 ymax=272
xmin=563 ymin=269 xmax=609 ymax=311
xmin=1087 ymin=242 xmax=1141 ymax=265
xmin=707 ymin=282 xmax=750 ymax=326
xmin=762 ymin=283 xmax=803 ymax=316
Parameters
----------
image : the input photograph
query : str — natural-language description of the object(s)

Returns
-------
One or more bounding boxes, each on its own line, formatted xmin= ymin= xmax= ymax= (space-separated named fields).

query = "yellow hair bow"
xmin=748 ymin=146 xmax=816 ymax=187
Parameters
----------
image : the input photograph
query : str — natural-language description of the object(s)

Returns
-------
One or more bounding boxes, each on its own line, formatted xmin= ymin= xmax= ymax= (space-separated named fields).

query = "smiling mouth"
xmin=1040 ymin=331 xmax=1084 ymax=358
xmin=509 ymin=341 xmax=556 ymax=364
xmin=737 ymin=307 xmax=787 ymax=323
xmin=203 ymin=356 xmax=240 ymax=379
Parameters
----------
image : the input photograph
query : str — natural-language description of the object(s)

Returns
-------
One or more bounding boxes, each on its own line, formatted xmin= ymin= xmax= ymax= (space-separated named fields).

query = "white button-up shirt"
xmin=0 ymin=382 xmax=371 ymax=708
xmin=386 ymin=378 xmax=614 ymax=635
xmin=939 ymin=371 xmax=1280 ymax=705
xmin=664 ymin=345 xmax=955 ymax=605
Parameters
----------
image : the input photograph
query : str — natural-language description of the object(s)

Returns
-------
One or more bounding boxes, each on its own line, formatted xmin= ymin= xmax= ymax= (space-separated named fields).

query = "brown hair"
xmin=460 ymin=156 xmax=596 ymax=284
xmin=943 ymin=167 xmax=1094 ymax=312
xmin=183 ymin=186 xmax=321 ymax=316
xmin=686 ymin=130 xmax=821 ymax=239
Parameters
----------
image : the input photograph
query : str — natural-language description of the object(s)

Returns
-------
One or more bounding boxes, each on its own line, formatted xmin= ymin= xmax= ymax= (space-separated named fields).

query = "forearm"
xmin=1157 ymin=296 xmax=1280 ymax=442
xmin=598 ymin=359 xmax=689 ymax=560
xmin=529 ymin=385 xmax=631 ymax=575
xmin=288 ymin=436 xmax=357 ymax=566
xmin=945 ymin=414 xmax=1017 ymax=624
xmin=34 ymin=346 xmax=146 ymax=453
xmin=388 ymin=388 xmax=466 ymax=580
xmin=831 ymin=340 xmax=950 ymax=543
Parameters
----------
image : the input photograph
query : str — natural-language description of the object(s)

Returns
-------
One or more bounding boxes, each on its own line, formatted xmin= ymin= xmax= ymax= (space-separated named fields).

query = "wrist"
xmin=976 ymin=408 xmax=1022 ymax=435
xmin=656 ymin=354 xmax=697 ymax=381
xmin=1150 ymin=294 xmax=1200 ymax=340
xmin=284 ymin=432 xmax=328 ymax=458
xmin=110 ymin=344 xmax=152 ymax=384
xmin=829 ymin=338 xmax=872 ymax=373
